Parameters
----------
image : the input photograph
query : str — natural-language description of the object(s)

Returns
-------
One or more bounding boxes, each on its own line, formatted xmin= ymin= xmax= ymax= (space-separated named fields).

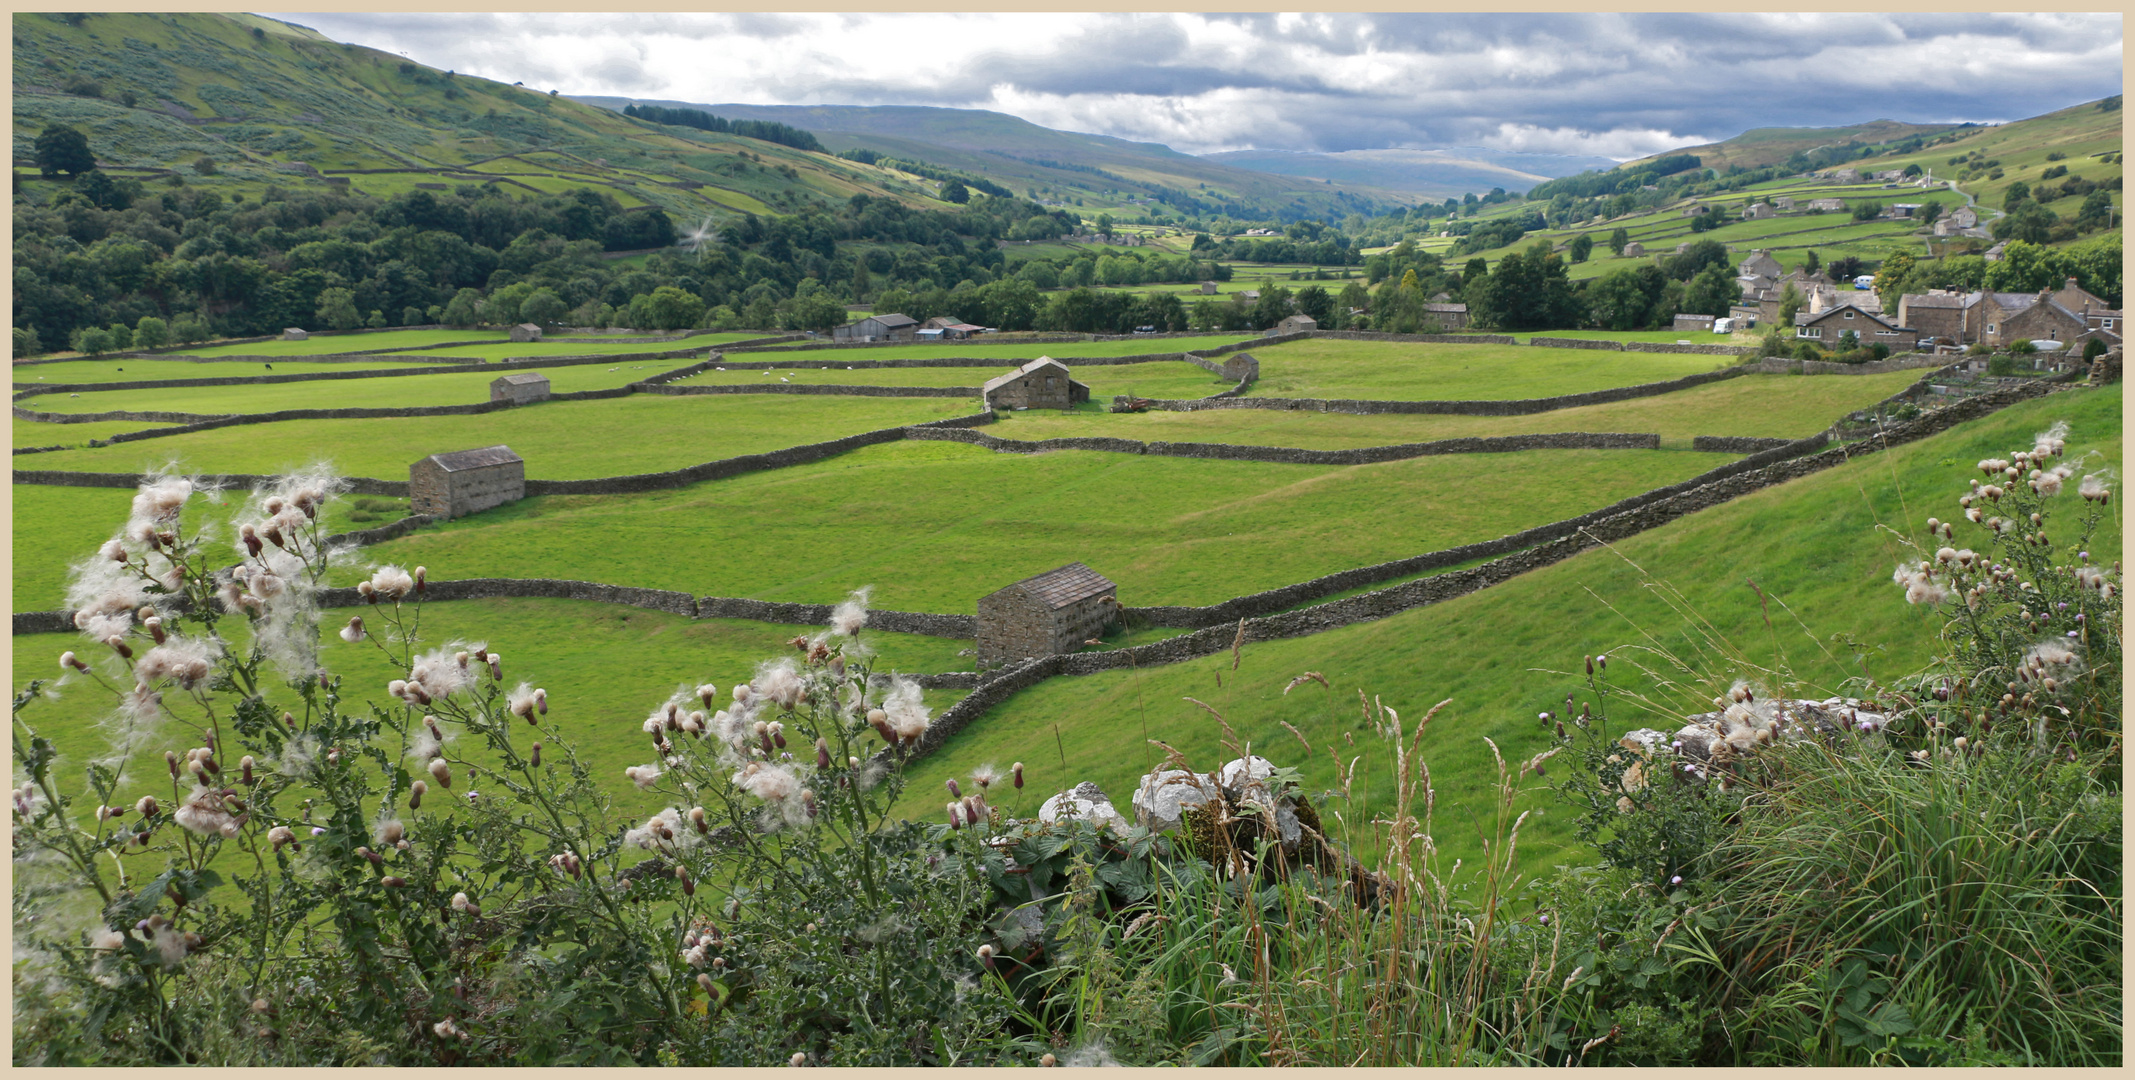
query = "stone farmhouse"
xmin=832 ymin=312 xmax=919 ymax=343
xmin=510 ymin=323 xmax=543 ymax=343
xmin=1794 ymin=303 xmax=1920 ymax=349
xmin=489 ymin=372 xmax=551 ymax=405
xmin=1896 ymin=279 xmax=2115 ymax=349
xmin=976 ymin=562 xmax=1118 ymax=666
xmin=410 ymin=446 xmax=525 ymax=520
xmin=1740 ymin=202 xmax=1777 ymax=220
xmin=1422 ymin=302 xmax=1470 ymax=329
xmin=982 ymin=357 xmax=1090 ymax=411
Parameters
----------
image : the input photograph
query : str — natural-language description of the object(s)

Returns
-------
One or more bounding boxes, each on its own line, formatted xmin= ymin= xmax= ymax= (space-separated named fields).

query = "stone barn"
xmin=409 ymin=446 xmax=525 ymax=520
xmin=1270 ymin=314 xmax=1318 ymax=336
xmin=977 ymin=562 xmax=1117 ymax=666
xmin=1621 ymin=242 xmax=1645 ymax=257
xmin=281 ymin=328 xmax=308 ymax=341
xmin=510 ymin=323 xmax=544 ymax=343
xmin=489 ymin=372 xmax=551 ymax=405
xmin=1216 ymin=351 xmax=1259 ymax=383
xmin=1672 ymin=313 xmax=1718 ymax=333
xmin=982 ymin=357 xmax=1090 ymax=411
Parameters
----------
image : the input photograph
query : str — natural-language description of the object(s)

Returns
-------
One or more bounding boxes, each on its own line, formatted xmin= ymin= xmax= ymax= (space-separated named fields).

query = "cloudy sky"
xmin=290 ymin=12 xmax=2122 ymax=160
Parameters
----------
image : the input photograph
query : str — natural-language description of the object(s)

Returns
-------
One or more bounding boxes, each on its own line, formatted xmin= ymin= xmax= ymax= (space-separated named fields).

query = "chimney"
xmin=2066 ymin=277 xmax=2080 ymax=292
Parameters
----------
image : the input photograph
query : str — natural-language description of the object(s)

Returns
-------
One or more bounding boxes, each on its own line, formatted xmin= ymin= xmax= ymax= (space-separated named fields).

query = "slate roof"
xmin=1421 ymin=302 xmax=1468 ymax=313
xmin=981 ymin=357 xmax=1084 ymax=396
xmin=866 ymin=313 xmax=918 ymax=329
xmin=1901 ymin=293 xmax=1969 ymax=309
xmin=1007 ymin=562 xmax=1116 ymax=611
xmin=424 ymin=445 xmax=522 ymax=472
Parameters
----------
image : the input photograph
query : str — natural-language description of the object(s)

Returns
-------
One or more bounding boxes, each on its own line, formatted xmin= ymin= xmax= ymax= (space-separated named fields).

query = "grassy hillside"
xmin=11 ymin=12 xmax=941 ymax=219
xmin=581 ymin=99 xmax=1427 ymax=222
xmin=1204 ymin=146 xmax=1618 ymax=199
xmin=1628 ymin=118 xmax=1961 ymax=172
xmin=890 ymin=382 xmax=2123 ymax=870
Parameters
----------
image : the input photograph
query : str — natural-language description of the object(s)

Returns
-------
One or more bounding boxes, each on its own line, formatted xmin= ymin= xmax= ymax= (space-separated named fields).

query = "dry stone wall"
xmin=1140 ymin=365 xmax=1750 ymax=415
xmin=908 ymin=425 xmax=1661 ymax=465
xmin=1691 ymin=436 xmax=1799 ymax=453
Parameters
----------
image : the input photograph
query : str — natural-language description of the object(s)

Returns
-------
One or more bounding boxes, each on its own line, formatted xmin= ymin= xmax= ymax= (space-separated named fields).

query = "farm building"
xmin=1948 ymin=206 xmax=1979 ymax=229
xmin=490 ymin=372 xmax=551 ymax=405
xmin=1215 ymin=351 xmax=1260 ymax=382
xmin=409 ymin=446 xmax=526 ymax=521
xmin=1422 ymin=302 xmax=1470 ymax=329
xmin=1270 ymin=314 xmax=1318 ymax=336
xmin=832 ymin=313 xmax=919 ymax=342
xmin=1794 ymin=305 xmax=1921 ymax=350
xmin=1740 ymin=202 xmax=1776 ymax=220
xmin=510 ymin=323 xmax=543 ymax=343
xmin=1672 ymin=314 xmax=1718 ymax=333
xmin=918 ymin=317 xmax=987 ymax=341
xmin=1772 ymin=196 xmax=1795 ymax=210
xmin=1620 ymin=241 xmax=1645 ymax=257
xmin=1738 ymin=251 xmax=1784 ymax=280
xmin=1198 ymin=281 xmax=1219 ymax=295
xmin=982 ymin=357 xmax=1090 ymax=411
xmin=1889 ymin=204 xmax=1923 ymax=218
xmin=976 ymin=562 xmax=1118 ymax=666
xmin=280 ymin=328 xmax=309 ymax=341
xmin=1806 ymin=198 xmax=1846 ymax=213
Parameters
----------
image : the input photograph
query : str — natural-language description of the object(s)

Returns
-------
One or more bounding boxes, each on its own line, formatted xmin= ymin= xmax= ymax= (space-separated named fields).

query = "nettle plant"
xmin=1886 ymin=420 xmax=2121 ymax=754
xmin=10 ymin=470 xmax=1034 ymax=1066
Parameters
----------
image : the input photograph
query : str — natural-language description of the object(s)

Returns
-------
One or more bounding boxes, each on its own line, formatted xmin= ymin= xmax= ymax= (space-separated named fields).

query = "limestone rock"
xmin=1038 ymin=781 xmax=1129 ymax=832
xmin=1133 ymin=768 xmax=1215 ymax=833
xmin=1217 ymin=755 xmax=1276 ymax=794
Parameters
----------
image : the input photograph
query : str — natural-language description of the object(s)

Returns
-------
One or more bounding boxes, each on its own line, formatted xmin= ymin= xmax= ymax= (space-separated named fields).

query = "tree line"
xmin=619 ymin=104 xmax=824 ymax=153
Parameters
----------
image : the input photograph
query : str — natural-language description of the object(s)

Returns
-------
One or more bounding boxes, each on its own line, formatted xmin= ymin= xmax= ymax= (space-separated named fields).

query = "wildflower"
xmin=529 ymin=743 xmax=542 ymax=768
xmin=1012 ymin=761 xmax=1025 ymax=789
xmin=451 ymin=892 xmax=478 ymax=915
xmin=172 ymin=785 xmax=237 ymax=836
xmin=268 ymin=825 xmax=297 ymax=852
xmin=689 ymin=806 xmax=709 ymax=833
xmin=375 ymin=819 xmax=405 ymax=846
xmin=625 ymin=764 xmax=662 ymax=790
xmin=368 ymin=566 xmax=415 ymax=601
xmin=946 ymin=778 xmax=962 ymax=798
xmin=2080 ymin=474 xmax=2112 ymax=502
xmin=134 ymin=636 xmax=221 ymax=691
xmin=971 ymin=763 xmax=1000 ymax=790
xmin=624 ymin=808 xmax=685 ymax=850
xmin=755 ymin=659 xmax=806 ymax=711
xmin=881 ymin=676 xmax=930 ymax=743
xmin=977 ymin=943 xmax=995 ymax=971
xmin=428 ymin=759 xmax=452 ymax=788
xmin=1041 ymin=1054 xmax=1058 ymax=1067
xmin=830 ymin=586 xmax=871 ymax=636
xmin=151 ymin=923 xmax=189 ymax=968
xmin=404 ymin=646 xmax=477 ymax=704
xmin=1670 ymin=875 xmax=1684 ymax=885
xmin=507 ymin=683 xmax=540 ymax=721
xmin=339 ymin=617 xmax=365 ymax=644
xmin=790 ymin=1052 xmax=807 ymax=1067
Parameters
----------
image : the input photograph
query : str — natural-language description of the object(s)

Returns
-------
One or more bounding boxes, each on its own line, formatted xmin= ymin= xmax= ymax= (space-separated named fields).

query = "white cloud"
xmin=284 ymin=12 xmax=2123 ymax=157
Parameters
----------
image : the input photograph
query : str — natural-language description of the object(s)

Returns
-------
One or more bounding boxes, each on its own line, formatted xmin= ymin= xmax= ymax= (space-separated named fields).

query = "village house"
xmin=1738 ymin=250 xmax=1784 ymax=280
xmin=1829 ymin=168 xmax=1862 ymax=183
xmin=1896 ymin=291 xmax=1973 ymax=345
xmin=1978 ymin=290 xmax=2090 ymax=349
xmin=1794 ymin=304 xmax=1921 ymax=349
xmin=1983 ymin=241 xmax=2009 ymax=262
xmin=409 ymin=446 xmax=525 ymax=521
xmin=489 ymin=372 xmax=551 ymax=405
xmin=1270 ymin=314 xmax=1318 ymax=336
xmin=1772 ymin=196 xmax=1795 ymax=210
xmin=976 ymin=562 xmax=1118 ymax=666
xmin=510 ymin=323 xmax=543 ymax=343
xmin=982 ymin=357 xmax=1089 ymax=411
xmin=1947 ymin=206 xmax=1979 ymax=229
xmin=1422 ymin=301 xmax=1470 ymax=329
xmin=832 ymin=312 xmax=919 ymax=343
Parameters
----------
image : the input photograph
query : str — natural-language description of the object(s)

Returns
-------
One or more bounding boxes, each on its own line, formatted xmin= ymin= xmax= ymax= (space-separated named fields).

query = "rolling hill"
xmin=1627 ymin=118 xmax=1965 ymax=172
xmin=10 ymin=12 xmax=954 ymax=222
xmin=1201 ymin=146 xmax=1619 ymax=199
xmin=574 ymin=98 xmax=1430 ymax=221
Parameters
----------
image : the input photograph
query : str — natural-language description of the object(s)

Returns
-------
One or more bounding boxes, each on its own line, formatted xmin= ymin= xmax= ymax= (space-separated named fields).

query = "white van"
xmin=1713 ymin=317 xmax=1735 ymax=334
xmin=1853 ymin=274 xmax=1876 ymax=290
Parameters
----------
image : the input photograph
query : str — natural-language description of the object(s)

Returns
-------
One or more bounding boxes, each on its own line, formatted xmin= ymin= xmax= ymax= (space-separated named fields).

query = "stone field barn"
xmin=490 ymin=372 xmax=551 ymax=404
xmin=977 ymin=562 xmax=1118 ymax=666
xmin=410 ymin=445 xmax=526 ymax=520
xmin=982 ymin=358 xmax=1090 ymax=411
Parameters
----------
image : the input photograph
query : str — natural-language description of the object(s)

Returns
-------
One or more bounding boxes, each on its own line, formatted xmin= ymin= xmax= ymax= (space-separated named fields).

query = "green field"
xmin=746 ymin=334 xmax=1256 ymax=360
xmin=1511 ymin=329 xmax=1760 ymax=345
xmin=174 ymin=329 xmax=512 ymax=357
xmin=349 ymin=440 xmax=1734 ymax=616
xmin=12 ymin=596 xmax=972 ymax=831
xmin=13 ymin=419 xmax=167 ymax=448
xmin=988 ymin=369 xmax=1925 ymax=449
xmin=12 ymin=391 xmax=978 ymax=485
xmin=13 ymin=356 xmax=467 ymax=385
xmin=889 ymin=383 xmax=2124 ymax=870
xmin=1242 ymin=339 xmax=1732 ymax=400
xmin=673 ymin=359 xmax=1230 ymax=400
xmin=15 ymin=364 xmax=674 ymax=416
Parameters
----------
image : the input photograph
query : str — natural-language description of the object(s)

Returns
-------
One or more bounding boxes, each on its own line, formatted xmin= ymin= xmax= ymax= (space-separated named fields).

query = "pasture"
xmin=1241 ymin=338 xmax=1731 ymax=400
xmin=349 ymin=439 xmax=1735 ymax=614
xmin=889 ymin=382 xmax=2124 ymax=870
